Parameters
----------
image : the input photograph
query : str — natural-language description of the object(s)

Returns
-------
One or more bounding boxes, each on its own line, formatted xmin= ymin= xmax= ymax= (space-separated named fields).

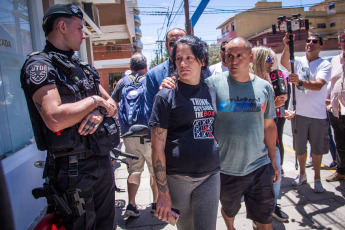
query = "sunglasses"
xmin=306 ymin=39 xmax=319 ymax=44
xmin=267 ymin=57 xmax=274 ymax=63
xmin=168 ymin=41 xmax=176 ymax=48
xmin=221 ymin=47 xmax=226 ymax=51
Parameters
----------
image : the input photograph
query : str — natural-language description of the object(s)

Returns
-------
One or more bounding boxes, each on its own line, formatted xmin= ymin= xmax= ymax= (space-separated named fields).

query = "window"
xmin=263 ymin=38 xmax=267 ymax=45
xmin=330 ymin=21 xmax=336 ymax=27
xmin=0 ymin=1 xmax=34 ymax=158
xmin=329 ymin=2 xmax=335 ymax=10
xmin=317 ymin=23 xmax=326 ymax=28
xmin=106 ymin=45 xmax=122 ymax=52
xmin=231 ymin=23 xmax=235 ymax=31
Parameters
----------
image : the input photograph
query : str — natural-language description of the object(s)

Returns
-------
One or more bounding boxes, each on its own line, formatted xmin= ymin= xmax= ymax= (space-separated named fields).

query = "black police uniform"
xmin=20 ymin=5 xmax=119 ymax=227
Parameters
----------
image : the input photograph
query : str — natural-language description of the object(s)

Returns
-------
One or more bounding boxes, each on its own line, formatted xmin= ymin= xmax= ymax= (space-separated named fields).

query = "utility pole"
xmin=156 ymin=40 xmax=165 ymax=62
xmin=184 ymin=0 xmax=192 ymax=35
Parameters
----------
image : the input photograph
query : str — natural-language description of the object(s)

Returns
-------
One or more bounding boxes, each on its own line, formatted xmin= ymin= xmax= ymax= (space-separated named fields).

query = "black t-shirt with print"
xmin=149 ymin=80 xmax=220 ymax=177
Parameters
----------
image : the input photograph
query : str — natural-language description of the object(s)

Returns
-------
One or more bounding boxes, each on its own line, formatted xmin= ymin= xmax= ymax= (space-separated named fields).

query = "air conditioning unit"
xmin=83 ymin=3 xmax=100 ymax=28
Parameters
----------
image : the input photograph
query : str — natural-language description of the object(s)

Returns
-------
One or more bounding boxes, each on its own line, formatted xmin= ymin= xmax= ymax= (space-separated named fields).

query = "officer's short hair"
xmin=165 ymin=28 xmax=187 ymax=42
xmin=130 ymin=53 xmax=147 ymax=71
xmin=42 ymin=4 xmax=83 ymax=37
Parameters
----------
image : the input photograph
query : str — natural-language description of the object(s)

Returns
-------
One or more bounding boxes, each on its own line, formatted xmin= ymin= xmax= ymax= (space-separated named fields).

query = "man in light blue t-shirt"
xmin=206 ymin=37 xmax=279 ymax=230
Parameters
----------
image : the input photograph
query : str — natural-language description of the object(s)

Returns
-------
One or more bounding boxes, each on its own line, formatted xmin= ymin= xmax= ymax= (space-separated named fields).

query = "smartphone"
xmin=151 ymin=203 xmax=180 ymax=226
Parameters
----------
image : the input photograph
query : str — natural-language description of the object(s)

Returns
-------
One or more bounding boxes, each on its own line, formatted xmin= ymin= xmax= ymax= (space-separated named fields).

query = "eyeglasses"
xmin=221 ymin=47 xmax=226 ymax=51
xmin=267 ymin=57 xmax=274 ymax=63
xmin=306 ymin=39 xmax=319 ymax=44
xmin=168 ymin=41 xmax=176 ymax=48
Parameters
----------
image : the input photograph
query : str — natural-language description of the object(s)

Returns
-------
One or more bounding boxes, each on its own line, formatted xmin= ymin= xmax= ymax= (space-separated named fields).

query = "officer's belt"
xmin=49 ymin=149 xmax=95 ymax=160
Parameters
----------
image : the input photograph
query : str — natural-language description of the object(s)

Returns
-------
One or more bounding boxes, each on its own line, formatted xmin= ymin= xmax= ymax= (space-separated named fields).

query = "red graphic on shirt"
xmin=260 ymin=103 xmax=267 ymax=113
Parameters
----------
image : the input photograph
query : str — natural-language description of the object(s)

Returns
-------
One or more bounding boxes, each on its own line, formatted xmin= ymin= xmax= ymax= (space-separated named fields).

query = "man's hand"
xmin=282 ymin=110 xmax=296 ymax=120
xmin=78 ymin=109 xmax=104 ymax=135
xmin=159 ymin=76 xmax=177 ymax=90
xmin=92 ymin=95 xmax=116 ymax=117
xmin=155 ymin=193 xmax=173 ymax=223
xmin=272 ymin=162 xmax=280 ymax=184
xmin=274 ymin=95 xmax=286 ymax=108
xmin=289 ymin=73 xmax=300 ymax=86
xmin=283 ymin=32 xmax=295 ymax=47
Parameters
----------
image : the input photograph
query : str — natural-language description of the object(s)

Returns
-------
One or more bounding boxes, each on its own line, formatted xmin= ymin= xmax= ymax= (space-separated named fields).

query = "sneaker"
xmin=329 ymin=161 xmax=337 ymax=169
xmin=314 ymin=179 xmax=325 ymax=193
xmin=306 ymin=157 xmax=313 ymax=168
xmin=125 ymin=204 xmax=140 ymax=217
xmin=272 ymin=205 xmax=289 ymax=222
xmin=292 ymin=174 xmax=307 ymax=186
xmin=326 ymin=172 xmax=345 ymax=182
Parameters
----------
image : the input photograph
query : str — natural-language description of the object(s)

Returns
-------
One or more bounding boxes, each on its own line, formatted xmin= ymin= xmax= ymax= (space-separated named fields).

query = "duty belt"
xmin=50 ymin=149 xmax=95 ymax=160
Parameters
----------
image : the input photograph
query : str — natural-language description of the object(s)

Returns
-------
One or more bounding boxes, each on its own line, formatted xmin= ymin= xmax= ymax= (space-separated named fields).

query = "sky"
xmin=137 ymin=0 xmax=325 ymax=65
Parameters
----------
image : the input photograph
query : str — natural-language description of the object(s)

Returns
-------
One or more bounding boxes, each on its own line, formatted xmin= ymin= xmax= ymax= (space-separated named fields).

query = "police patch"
xmin=29 ymin=64 xmax=48 ymax=85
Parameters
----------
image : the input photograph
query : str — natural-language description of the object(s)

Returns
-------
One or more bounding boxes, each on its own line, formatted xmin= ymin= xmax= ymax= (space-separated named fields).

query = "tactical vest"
xmin=21 ymin=51 xmax=119 ymax=157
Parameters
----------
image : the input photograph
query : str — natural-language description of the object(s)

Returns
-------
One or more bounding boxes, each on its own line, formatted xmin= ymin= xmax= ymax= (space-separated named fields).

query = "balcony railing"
xmin=135 ymin=27 xmax=142 ymax=38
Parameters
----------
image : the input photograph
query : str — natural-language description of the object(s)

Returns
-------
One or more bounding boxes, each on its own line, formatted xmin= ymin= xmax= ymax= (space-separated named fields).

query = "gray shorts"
xmin=292 ymin=115 xmax=329 ymax=155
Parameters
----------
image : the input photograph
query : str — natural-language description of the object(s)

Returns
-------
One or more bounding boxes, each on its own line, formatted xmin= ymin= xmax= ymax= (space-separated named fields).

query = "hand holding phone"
xmin=152 ymin=203 xmax=180 ymax=226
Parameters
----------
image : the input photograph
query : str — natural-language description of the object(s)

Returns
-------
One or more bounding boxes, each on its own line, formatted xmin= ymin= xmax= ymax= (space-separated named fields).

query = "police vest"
xmin=20 ymin=51 xmax=119 ymax=156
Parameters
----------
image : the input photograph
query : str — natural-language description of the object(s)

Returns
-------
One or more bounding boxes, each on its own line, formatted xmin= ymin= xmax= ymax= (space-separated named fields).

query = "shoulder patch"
xmin=29 ymin=64 xmax=48 ymax=84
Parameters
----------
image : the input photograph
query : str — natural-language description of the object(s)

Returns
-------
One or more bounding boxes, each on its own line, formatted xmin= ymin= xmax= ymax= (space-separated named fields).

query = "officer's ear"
xmin=56 ymin=19 xmax=68 ymax=34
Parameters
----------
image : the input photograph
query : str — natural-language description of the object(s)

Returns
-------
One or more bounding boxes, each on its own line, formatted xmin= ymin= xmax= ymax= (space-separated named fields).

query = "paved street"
xmin=114 ymin=120 xmax=345 ymax=230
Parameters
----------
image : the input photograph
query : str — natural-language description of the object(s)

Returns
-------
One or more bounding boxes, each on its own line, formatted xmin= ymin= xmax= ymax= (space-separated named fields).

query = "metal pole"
xmin=184 ymin=0 xmax=192 ymax=35
xmin=288 ymin=29 xmax=298 ymax=171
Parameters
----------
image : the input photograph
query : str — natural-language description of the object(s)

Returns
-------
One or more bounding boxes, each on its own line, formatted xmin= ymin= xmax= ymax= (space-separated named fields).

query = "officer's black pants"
xmin=54 ymin=154 xmax=115 ymax=230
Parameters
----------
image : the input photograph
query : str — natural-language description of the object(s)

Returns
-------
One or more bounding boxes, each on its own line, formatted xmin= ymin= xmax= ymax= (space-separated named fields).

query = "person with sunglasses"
xmin=145 ymin=28 xmax=187 ymax=124
xmin=281 ymin=33 xmax=331 ymax=193
xmin=209 ymin=40 xmax=229 ymax=76
xmin=250 ymin=46 xmax=289 ymax=223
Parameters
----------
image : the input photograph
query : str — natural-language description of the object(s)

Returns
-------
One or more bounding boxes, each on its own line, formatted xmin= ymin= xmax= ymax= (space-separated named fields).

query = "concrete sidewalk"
xmin=113 ymin=133 xmax=345 ymax=230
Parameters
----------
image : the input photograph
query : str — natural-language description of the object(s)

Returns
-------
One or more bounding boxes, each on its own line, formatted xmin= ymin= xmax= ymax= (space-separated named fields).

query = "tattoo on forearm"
xmin=152 ymin=127 xmax=166 ymax=143
xmin=34 ymin=101 xmax=42 ymax=111
xmin=154 ymin=159 xmax=168 ymax=193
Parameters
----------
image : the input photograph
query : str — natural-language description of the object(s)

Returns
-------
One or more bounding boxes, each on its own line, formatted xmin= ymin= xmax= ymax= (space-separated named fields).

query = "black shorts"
xmin=220 ymin=164 xmax=275 ymax=224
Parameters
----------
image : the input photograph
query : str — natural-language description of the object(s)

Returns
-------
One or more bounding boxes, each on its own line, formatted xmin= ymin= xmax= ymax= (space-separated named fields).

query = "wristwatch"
xmin=298 ymin=80 xmax=303 ymax=86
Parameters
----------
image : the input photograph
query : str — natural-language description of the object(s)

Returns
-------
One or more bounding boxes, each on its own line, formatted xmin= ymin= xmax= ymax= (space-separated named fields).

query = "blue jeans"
xmin=273 ymin=146 xmax=282 ymax=206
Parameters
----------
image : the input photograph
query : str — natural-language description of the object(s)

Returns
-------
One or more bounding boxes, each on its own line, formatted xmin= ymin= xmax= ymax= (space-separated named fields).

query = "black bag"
xmin=88 ymin=117 xmax=120 ymax=155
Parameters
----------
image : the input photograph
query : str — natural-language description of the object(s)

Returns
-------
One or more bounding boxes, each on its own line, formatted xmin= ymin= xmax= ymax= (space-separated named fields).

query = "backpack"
xmin=118 ymin=73 xmax=148 ymax=134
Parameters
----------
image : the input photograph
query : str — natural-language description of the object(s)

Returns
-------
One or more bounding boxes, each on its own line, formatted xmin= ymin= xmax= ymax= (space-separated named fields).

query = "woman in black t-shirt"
xmin=149 ymin=36 xmax=220 ymax=230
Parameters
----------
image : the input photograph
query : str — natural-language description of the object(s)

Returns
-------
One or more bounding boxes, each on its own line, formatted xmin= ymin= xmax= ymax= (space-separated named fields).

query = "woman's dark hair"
xmin=171 ymin=35 xmax=209 ymax=80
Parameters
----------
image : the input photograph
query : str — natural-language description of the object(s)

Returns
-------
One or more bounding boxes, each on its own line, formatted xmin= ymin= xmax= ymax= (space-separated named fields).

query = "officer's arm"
xmin=32 ymin=84 xmax=107 ymax=132
xmin=99 ymin=85 xmax=117 ymax=116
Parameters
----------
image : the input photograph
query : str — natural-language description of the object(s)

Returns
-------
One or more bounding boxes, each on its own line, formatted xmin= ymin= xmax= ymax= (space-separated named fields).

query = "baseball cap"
xmin=43 ymin=4 xmax=83 ymax=21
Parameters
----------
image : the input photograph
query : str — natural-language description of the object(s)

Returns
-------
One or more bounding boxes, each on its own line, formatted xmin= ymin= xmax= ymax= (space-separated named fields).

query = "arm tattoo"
xmin=34 ymin=101 xmax=42 ymax=111
xmin=154 ymin=159 xmax=168 ymax=193
xmin=152 ymin=127 xmax=166 ymax=143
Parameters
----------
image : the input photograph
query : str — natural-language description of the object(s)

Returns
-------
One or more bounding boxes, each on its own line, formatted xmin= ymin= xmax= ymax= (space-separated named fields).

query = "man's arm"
xmin=281 ymin=33 xmax=292 ymax=72
xmin=32 ymin=84 xmax=113 ymax=132
xmin=151 ymin=126 xmax=174 ymax=223
xmin=264 ymin=118 xmax=279 ymax=184
xmin=289 ymin=73 xmax=327 ymax=91
xmin=145 ymin=72 xmax=158 ymax=122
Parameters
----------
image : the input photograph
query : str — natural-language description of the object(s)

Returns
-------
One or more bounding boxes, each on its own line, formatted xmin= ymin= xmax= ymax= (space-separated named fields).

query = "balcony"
xmin=135 ymin=27 xmax=142 ymax=38
xmin=217 ymin=31 xmax=237 ymax=43
xmin=134 ymin=15 xmax=141 ymax=26
xmin=135 ymin=40 xmax=143 ymax=49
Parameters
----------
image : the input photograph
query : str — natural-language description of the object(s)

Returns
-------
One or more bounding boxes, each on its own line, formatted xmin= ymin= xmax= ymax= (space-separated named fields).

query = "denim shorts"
xmin=220 ymin=163 xmax=275 ymax=224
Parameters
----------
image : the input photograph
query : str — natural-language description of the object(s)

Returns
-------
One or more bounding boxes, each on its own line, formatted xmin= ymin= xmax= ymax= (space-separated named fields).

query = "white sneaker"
xmin=314 ymin=179 xmax=325 ymax=193
xmin=292 ymin=174 xmax=307 ymax=186
xmin=306 ymin=157 xmax=313 ymax=168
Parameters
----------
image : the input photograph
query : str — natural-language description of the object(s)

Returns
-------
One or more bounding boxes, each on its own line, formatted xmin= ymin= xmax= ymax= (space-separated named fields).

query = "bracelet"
xmin=91 ymin=96 xmax=98 ymax=107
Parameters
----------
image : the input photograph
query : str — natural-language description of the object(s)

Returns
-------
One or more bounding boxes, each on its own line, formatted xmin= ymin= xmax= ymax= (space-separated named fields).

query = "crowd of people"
xmin=19 ymin=3 xmax=345 ymax=230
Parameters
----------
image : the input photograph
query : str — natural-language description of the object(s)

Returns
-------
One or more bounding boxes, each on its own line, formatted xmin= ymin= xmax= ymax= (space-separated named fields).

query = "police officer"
xmin=21 ymin=4 xmax=118 ymax=230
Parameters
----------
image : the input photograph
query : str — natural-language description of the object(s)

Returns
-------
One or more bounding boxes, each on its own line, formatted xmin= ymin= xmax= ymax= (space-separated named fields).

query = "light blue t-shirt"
xmin=206 ymin=72 xmax=276 ymax=176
